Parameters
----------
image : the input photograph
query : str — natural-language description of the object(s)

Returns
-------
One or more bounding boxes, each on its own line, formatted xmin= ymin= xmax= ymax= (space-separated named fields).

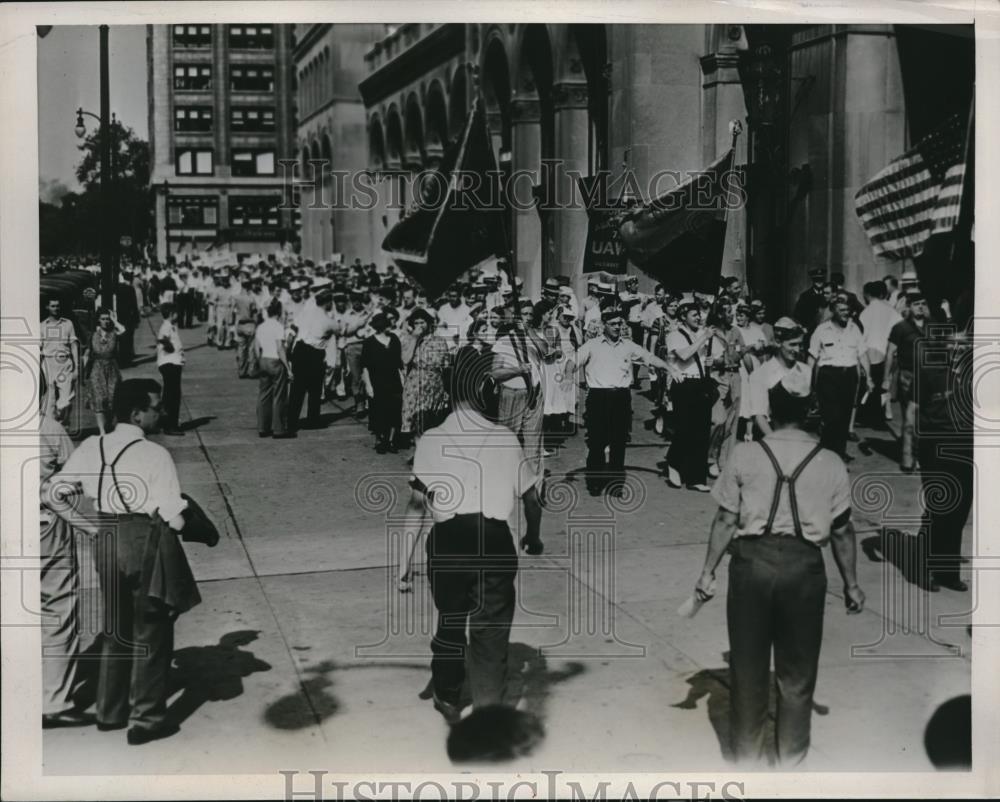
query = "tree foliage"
xmin=40 ymin=119 xmax=154 ymax=257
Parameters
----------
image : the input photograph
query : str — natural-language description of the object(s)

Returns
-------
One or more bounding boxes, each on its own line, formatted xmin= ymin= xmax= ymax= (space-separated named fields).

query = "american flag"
xmin=854 ymin=114 xmax=967 ymax=259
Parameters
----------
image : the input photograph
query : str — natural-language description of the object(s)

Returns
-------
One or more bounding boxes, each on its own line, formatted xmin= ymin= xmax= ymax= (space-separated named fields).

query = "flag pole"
xmin=724 ymin=121 xmax=743 ymax=300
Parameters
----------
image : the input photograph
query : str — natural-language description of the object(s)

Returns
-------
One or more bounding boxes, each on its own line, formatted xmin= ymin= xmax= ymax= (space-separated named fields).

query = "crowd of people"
xmin=37 ymin=250 xmax=973 ymax=764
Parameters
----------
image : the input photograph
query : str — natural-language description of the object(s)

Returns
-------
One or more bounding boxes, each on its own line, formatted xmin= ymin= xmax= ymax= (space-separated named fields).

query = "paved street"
xmin=43 ymin=313 xmax=972 ymax=775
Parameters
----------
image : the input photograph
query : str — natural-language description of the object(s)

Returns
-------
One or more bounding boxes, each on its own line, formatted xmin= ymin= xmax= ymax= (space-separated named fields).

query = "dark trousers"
xmin=816 ymin=365 xmax=858 ymax=458
xmin=117 ymin=328 xmax=135 ymax=366
xmin=918 ymin=435 xmax=974 ymax=582
xmin=158 ymin=364 xmax=182 ymax=430
xmin=94 ymin=515 xmax=174 ymax=730
xmin=257 ymin=357 xmax=289 ymax=435
xmin=728 ymin=535 xmax=827 ymax=766
xmin=176 ymin=292 xmax=194 ymax=328
xmin=426 ymin=514 xmax=517 ymax=708
xmin=344 ymin=342 xmax=365 ymax=406
xmin=859 ymin=361 xmax=885 ymax=427
xmin=288 ymin=342 xmax=325 ymax=429
xmin=584 ymin=388 xmax=631 ymax=483
xmin=668 ymin=379 xmax=712 ymax=485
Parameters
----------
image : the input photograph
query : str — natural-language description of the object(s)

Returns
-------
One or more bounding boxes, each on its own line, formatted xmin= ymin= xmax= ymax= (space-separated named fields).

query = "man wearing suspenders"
xmin=693 ymin=368 xmax=865 ymax=766
xmin=44 ymin=379 xmax=202 ymax=745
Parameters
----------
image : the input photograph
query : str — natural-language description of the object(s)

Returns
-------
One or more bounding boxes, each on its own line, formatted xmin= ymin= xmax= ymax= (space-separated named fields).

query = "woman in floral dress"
xmin=400 ymin=307 xmax=451 ymax=441
xmin=83 ymin=308 xmax=121 ymax=434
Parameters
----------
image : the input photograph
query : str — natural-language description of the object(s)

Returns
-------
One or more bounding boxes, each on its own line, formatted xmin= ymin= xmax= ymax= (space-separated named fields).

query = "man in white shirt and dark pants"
xmin=404 ymin=349 xmax=543 ymax=723
xmin=576 ymin=306 xmax=669 ymax=496
xmin=858 ymin=281 xmax=901 ymax=428
xmin=289 ymin=288 xmax=337 ymax=431
xmin=808 ymin=296 xmax=872 ymax=461
xmin=156 ymin=302 xmax=185 ymax=436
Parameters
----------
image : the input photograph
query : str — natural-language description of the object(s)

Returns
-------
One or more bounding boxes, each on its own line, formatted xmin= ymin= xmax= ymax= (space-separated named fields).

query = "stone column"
xmin=552 ymin=81 xmax=590 ymax=295
xmin=511 ymin=96 xmax=542 ymax=299
xmin=701 ymin=48 xmax=749 ymax=286
xmin=785 ymin=24 xmax=905 ymax=309
xmin=608 ymin=25 xmax=706 ymax=291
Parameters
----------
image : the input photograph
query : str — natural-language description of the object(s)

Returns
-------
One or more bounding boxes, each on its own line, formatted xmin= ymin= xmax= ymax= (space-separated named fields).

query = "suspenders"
xmin=97 ymin=437 xmax=144 ymax=514
xmin=757 ymin=440 xmax=824 ymax=541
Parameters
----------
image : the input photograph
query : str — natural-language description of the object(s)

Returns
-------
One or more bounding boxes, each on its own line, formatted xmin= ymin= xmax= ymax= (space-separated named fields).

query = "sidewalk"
xmin=43 ymin=312 xmax=971 ymax=775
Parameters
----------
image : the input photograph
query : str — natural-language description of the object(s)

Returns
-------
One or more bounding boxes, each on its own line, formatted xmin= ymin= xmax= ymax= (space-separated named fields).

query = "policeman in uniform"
xmin=576 ymin=306 xmax=670 ymax=496
xmin=403 ymin=349 xmax=543 ymax=723
xmin=808 ymin=296 xmax=872 ymax=461
xmin=695 ymin=368 xmax=864 ymax=765
xmin=793 ymin=267 xmax=829 ymax=338
xmin=44 ymin=378 xmax=205 ymax=744
xmin=883 ymin=289 xmax=929 ymax=472
xmin=914 ymin=327 xmax=973 ymax=592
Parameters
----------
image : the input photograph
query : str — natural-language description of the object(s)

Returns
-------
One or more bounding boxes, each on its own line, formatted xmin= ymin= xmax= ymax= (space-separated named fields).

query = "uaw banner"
xmin=578 ymin=174 xmax=628 ymax=275
xmin=381 ymin=97 xmax=507 ymax=299
xmin=617 ymin=149 xmax=736 ymax=294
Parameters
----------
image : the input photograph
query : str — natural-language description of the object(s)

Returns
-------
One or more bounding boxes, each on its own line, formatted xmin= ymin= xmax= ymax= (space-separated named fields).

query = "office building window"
xmin=231 ymin=107 xmax=276 ymax=132
xmin=231 ymin=150 xmax=275 ymax=177
xmin=173 ymin=25 xmax=211 ymax=47
xmin=167 ymin=197 xmax=218 ymax=227
xmin=230 ymin=65 xmax=274 ymax=92
xmin=173 ymin=65 xmax=212 ymax=91
xmin=230 ymin=197 xmax=281 ymax=227
xmin=176 ymin=149 xmax=214 ymax=176
xmin=174 ymin=106 xmax=213 ymax=132
xmin=228 ymin=24 xmax=274 ymax=49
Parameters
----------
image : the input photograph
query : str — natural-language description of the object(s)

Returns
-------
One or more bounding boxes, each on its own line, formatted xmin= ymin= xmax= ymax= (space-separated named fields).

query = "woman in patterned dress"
xmin=83 ymin=307 xmax=121 ymax=434
xmin=400 ymin=307 xmax=451 ymax=442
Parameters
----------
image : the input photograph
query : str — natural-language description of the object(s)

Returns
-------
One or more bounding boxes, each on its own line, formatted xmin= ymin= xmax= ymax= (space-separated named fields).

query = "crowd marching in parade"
xmin=36 ymin=249 xmax=973 ymax=764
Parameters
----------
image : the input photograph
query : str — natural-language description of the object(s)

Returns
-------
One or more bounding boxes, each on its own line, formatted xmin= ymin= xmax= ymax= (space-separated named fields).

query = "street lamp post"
xmin=162 ymin=180 xmax=170 ymax=263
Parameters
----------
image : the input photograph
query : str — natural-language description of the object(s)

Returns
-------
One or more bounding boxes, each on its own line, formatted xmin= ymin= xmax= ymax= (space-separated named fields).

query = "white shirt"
xmin=40 ymin=317 xmax=78 ymax=359
xmin=576 ymin=336 xmax=653 ymax=389
xmin=666 ymin=325 xmax=709 ymax=380
xmin=156 ymin=320 xmax=184 ymax=367
xmin=747 ymin=358 xmax=812 ymax=419
xmin=293 ymin=300 xmax=336 ymax=349
xmin=55 ymin=423 xmax=188 ymax=520
xmin=412 ymin=408 xmax=536 ymax=524
xmin=255 ymin=317 xmax=285 ymax=360
xmin=437 ymin=302 xmax=473 ymax=344
xmin=859 ymin=299 xmax=902 ymax=364
xmin=809 ymin=320 xmax=865 ymax=368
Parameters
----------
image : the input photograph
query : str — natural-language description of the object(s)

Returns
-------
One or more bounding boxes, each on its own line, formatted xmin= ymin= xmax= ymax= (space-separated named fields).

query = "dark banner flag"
xmin=381 ymin=98 xmax=507 ymax=299
xmin=617 ymin=149 xmax=736 ymax=294
xmin=578 ymin=175 xmax=628 ymax=275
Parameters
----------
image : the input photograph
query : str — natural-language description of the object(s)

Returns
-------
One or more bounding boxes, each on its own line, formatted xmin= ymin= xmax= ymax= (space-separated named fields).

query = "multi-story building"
xmin=147 ymin=23 xmax=296 ymax=261
xmin=345 ymin=23 xmax=972 ymax=310
xmin=293 ymin=24 xmax=384 ymax=266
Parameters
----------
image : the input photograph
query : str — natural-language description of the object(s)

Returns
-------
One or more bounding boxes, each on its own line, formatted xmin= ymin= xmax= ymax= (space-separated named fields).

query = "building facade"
xmin=147 ymin=23 xmax=296 ymax=261
xmin=295 ymin=23 xmax=971 ymax=310
xmin=293 ymin=24 xmax=384 ymax=265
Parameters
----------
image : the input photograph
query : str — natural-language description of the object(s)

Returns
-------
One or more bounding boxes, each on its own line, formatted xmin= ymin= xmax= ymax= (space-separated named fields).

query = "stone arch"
xmin=448 ymin=63 xmax=468 ymax=141
xmin=385 ymin=104 xmax=404 ymax=169
xmin=403 ymin=92 xmax=425 ymax=169
xmin=321 ymin=132 xmax=333 ymax=172
xmin=369 ymin=115 xmax=386 ymax=170
xmin=481 ymin=33 xmax=512 ymax=153
xmin=516 ymin=24 xmax=555 ymax=158
xmin=425 ymin=80 xmax=449 ymax=162
xmin=569 ymin=23 xmax=609 ymax=171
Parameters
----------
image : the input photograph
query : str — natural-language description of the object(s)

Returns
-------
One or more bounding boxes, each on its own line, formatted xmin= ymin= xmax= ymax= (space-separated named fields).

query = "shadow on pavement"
xmin=167 ymin=630 xmax=272 ymax=726
xmin=924 ymin=694 xmax=971 ymax=769
xmin=180 ymin=415 xmax=216 ymax=432
xmin=861 ymin=528 xmax=927 ymax=589
xmin=672 ymin=653 xmax=831 ymax=764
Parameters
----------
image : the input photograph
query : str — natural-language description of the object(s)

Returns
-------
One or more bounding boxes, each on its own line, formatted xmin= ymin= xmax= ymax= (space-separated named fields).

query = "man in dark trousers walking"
xmin=694 ymin=368 xmax=864 ymax=766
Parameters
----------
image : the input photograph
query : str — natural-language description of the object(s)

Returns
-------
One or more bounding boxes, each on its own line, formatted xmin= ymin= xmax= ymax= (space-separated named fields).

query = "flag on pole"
xmin=616 ymin=149 xmax=736 ymax=294
xmin=381 ymin=97 xmax=507 ymax=299
xmin=854 ymin=114 xmax=966 ymax=259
